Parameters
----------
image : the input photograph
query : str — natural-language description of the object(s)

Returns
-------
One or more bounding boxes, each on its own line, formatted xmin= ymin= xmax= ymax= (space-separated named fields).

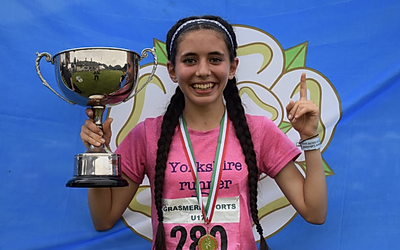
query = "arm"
xmin=88 ymin=175 xmax=139 ymax=231
xmin=275 ymin=152 xmax=327 ymax=224
xmin=275 ymin=73 xmax=327 ymax=224
xmin=81 ymin=108 xmax=139 ymax=230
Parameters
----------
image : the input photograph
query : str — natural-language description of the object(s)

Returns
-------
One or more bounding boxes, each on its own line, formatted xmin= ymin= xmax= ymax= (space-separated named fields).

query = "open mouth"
xmin=192 ymin=83 xmax=215 ymax=90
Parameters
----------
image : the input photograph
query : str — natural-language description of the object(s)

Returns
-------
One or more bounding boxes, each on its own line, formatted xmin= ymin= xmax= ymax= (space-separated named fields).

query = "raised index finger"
xmin=299 ymin=72 xmax=307 ymax=100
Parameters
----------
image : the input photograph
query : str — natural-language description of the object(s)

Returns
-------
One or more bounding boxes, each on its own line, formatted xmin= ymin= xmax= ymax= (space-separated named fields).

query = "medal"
xmin=198 ymin=234 xmax=218 ymax=250
xmin=198 ymin=224 xmax=218 ymax=250
xmin=179 ymin=109 xmax=229 ymax=249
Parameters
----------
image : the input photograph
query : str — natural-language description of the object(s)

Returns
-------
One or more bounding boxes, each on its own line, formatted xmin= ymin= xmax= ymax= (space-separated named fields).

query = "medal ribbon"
xmin=178 ymin=109 xmax=229 ymax=224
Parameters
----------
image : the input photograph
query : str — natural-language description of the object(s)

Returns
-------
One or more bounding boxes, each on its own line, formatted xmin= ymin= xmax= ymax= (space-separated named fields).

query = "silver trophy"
xmin=35 ymin=47 xmax=157 ymax=187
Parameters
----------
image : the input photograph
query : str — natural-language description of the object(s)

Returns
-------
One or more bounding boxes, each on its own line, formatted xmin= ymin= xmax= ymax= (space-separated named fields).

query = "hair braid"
xmin=154 ymin=87 xmax=185 ymax=250
xmin=224 ymin=79 xmax=269 ymax=250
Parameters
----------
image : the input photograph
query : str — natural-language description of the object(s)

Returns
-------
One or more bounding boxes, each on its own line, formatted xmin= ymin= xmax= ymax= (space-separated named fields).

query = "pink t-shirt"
xmin=116 ymin=114 xmax=300 ymax=250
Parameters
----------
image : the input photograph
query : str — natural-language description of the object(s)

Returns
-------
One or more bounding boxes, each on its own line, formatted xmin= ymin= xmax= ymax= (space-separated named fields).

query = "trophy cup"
xmin=35 ymin=47 xmax=157 ymax=187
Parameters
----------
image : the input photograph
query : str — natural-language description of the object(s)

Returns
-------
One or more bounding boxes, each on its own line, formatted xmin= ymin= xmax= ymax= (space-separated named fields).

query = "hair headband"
xmin=169 ymin=19 xmax=234 ymax=55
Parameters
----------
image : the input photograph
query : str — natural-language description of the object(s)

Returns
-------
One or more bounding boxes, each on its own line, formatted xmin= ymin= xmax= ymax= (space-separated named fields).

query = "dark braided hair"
xmin=153 ymin=87 xmax=184 ymax=250
xmin=224 ymin=78 xmax=269 ymax=250
xmin=154 ymin=15 xmax=269 ymax=250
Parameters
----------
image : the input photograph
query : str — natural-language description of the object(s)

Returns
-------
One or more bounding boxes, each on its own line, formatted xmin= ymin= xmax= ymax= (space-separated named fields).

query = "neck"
xmin=182 ymin=102 xmax=226 ymax=131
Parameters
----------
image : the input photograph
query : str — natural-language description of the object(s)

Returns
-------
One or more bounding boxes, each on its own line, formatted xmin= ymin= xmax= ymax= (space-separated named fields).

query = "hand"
xmin=286 ymin=73 xmax=319 ymax=139
xmin=80 ymin=108 xmax=113 ymax=149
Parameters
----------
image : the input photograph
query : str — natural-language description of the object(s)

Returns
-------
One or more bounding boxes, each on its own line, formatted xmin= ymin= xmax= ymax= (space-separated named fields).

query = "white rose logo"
xmin=108 ymin=25 xmax=340 ymax=242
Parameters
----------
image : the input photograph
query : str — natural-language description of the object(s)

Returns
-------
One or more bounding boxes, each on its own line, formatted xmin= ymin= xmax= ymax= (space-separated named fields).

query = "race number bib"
xmin=162 ymin=196 xmax=240 ymax=224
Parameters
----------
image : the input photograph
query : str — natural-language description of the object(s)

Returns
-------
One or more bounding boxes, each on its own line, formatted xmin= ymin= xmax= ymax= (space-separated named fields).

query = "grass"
xmin=72 ymin=70 xmax=124 ymax=98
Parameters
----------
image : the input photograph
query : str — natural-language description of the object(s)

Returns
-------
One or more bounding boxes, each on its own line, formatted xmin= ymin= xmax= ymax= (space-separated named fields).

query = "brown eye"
xmin=210 ymin=57 xmax=222 ymax=64
xmin=183 ymin=58 xmax=196 ymax=64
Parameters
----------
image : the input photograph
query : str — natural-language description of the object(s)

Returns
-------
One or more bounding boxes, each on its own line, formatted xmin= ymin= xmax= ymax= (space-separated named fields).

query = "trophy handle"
xmin=35 ymin=52 xmax=75 ymax=105
xmin=124 ymin=47 xmax=158 ymax=101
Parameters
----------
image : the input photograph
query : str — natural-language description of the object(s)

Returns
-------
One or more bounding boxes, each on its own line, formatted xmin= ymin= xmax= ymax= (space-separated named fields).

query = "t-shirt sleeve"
xmin=115 ymin=121 xmax=147 ymax=184
xmin=252 ymin=116 xmax=301 ymax=178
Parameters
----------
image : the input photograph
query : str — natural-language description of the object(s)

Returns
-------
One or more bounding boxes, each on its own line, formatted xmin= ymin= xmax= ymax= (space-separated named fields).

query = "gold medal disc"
xmin=198 ymin=234 xmax=218 ymax=250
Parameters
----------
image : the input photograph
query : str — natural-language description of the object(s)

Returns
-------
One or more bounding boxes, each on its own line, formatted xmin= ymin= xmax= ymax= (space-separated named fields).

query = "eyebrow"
xmin=180 ymin=51 xmax=226 ymax=57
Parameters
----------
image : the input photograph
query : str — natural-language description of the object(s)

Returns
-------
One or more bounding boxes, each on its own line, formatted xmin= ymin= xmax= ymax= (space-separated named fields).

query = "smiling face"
xmin=167 ymin=29 xmax=238 ymax=110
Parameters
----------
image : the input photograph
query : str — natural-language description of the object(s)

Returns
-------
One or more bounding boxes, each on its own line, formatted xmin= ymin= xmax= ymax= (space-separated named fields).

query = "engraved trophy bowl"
xmin=35 ymin=47 xmax=157 ymax=187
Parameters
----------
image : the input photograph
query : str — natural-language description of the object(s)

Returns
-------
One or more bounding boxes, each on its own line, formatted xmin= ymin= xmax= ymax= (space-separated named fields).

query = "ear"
xmin=228 ymin=57 xmax=239 ymax=80
xmin=167 ymin=61 xmax=178 ymax=82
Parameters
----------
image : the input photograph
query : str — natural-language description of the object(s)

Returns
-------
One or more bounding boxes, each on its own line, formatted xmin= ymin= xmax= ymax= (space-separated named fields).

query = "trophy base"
xmin=66 ymin=175 xmax=128 ymax=188
xmin=67 ymin=150 xmax=127 ymax=188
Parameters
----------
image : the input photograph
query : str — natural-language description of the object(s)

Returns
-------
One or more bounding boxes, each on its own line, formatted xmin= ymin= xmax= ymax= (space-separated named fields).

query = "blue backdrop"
xmin=1 ymin=0 xmax=400 ymax=249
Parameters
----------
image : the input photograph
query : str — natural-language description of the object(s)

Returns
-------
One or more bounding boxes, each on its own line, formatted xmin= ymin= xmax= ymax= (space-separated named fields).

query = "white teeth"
xmin=192 ymin=83 xmax=214 ymax=90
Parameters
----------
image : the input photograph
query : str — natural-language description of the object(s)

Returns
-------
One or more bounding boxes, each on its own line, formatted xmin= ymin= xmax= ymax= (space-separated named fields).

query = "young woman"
xmin=81 ymin=15 xmax=327 ymax=250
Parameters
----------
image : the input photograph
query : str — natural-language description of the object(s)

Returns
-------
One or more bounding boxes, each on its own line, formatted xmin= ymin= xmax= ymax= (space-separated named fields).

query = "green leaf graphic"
xmin=297 ymin=158 xmax=334 ymax=177
xmin=154 ymin=39 xmax=168 ymax=65
xmin=322 ymin=158 xmax=335 ymax=176
xmin=278 ymin=121 xmax=292 ymax=134
xmin=284 ymin=42 xmax=308 ymax=71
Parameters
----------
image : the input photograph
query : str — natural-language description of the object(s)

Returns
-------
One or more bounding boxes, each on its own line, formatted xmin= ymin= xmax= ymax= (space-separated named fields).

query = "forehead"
xmin=176 ymin=29 xmax=228 ymax=53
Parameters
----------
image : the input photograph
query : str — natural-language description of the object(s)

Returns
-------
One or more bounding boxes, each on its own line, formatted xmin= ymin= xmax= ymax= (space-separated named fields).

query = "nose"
xmin=196 ymin=59 xmax=210 ymax=78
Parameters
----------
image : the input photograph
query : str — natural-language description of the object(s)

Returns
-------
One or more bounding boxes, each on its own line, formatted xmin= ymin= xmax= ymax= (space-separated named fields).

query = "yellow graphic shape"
xmin=116 ymin=74 xmax=165 ymax=147
xmin=238 ymin=85 xmax=279 ymax=121
xmin=258 ymin=196 xmax=291 ymax=220
xmin=237 ymin=42 xmax=273 ymax=74
xmin=127 ymin=186 xmax=152 ymax=217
